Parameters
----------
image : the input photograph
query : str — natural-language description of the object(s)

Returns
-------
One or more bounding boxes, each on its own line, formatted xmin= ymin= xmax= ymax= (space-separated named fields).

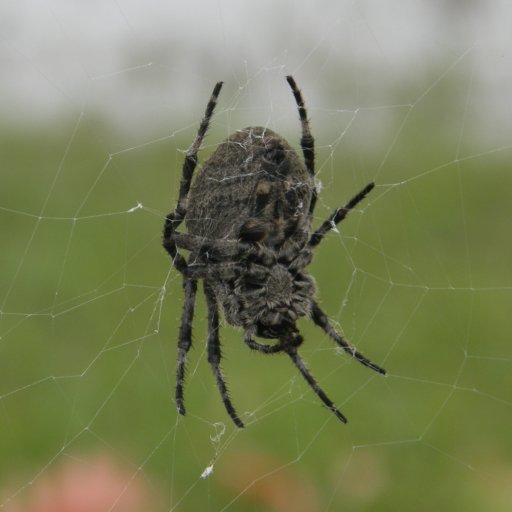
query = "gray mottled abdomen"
xmin=185 ymin=127 xmax=313 ymax=241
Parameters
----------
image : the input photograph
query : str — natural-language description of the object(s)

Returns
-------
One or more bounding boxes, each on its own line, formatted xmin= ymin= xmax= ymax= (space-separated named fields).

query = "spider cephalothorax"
xmin=163 ymin=76 xmax=385 ymax=428
xmin=222 ymin=263 xmax=316 ymax=338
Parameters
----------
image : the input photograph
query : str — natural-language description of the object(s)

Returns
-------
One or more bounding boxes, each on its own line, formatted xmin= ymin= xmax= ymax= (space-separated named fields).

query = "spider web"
xmin=1 ymin=1 xmax=512 ymax=511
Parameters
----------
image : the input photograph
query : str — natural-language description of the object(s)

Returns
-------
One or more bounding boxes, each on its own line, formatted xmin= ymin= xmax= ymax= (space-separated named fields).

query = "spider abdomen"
xmin=185 ymin=126 xmax=314 ymax=244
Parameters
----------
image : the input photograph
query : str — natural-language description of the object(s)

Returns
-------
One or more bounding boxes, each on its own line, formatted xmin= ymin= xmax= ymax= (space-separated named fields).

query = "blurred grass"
xmin=1 ymin=82 xmax=512 ymax=511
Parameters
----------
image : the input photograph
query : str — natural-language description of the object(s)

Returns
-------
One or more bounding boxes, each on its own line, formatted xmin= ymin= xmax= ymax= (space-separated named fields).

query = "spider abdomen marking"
xmin=163 ymin=78 xmax=386 ymax=428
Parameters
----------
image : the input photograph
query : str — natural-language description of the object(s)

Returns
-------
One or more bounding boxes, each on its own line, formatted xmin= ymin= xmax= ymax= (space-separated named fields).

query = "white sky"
xmin=1 ymin=0 xmax=511 ymax=134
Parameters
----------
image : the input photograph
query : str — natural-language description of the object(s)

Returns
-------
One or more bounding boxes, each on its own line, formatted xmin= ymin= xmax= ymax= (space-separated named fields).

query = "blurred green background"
xmin=1 ymin=2 xmax=512 ymax=511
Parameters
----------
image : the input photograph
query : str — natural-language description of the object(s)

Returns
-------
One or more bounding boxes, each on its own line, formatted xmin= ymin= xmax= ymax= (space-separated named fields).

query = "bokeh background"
xmin=1 ymin=1 xmax=512 ymax=511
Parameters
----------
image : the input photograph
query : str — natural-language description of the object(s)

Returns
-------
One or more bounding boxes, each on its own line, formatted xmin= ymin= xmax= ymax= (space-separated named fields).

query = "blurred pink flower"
xmin=3 ymin=454 xmax=159 ymax=512
xmin=218 ymin=449 xmax=320 ymax=512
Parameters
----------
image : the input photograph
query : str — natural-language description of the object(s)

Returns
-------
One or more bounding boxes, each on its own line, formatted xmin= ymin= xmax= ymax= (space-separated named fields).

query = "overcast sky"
xmin=1 ymin=1 xmax=511 ymax=136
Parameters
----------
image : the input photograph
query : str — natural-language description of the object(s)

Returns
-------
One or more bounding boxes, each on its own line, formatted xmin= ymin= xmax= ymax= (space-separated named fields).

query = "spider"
xmin=163 ymin=76 xmax=385 ymax=428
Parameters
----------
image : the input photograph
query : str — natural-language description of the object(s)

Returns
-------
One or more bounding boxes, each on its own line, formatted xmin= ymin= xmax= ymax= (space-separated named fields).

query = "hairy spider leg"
xmin=173 ymin=232 xmax=241 ymax=259
xmin=162 ymin=81 xmax=224 ymax=422
xmin=311 ymin=301 xmax=386 ymax=375
xmin=286 ymin=346 xmax=348 ymax=424
xmin=286 ymin=75 xmax=314 ymax=175
xmin=162 ymin=81 xmax=224 ymax=273
xmin=244 ymin=333 xmax=347 ymax=423
xmin=244 ymin=335 xmax=285 ymax=354
xmin=185 ymin=262 xmax=241 ymax=280
xmin=204 ymin=282 xmax=245 ymax=428
xmin=309 ymin=182 xmax=375 ymax=248
xmin=173 ymin=232 xmax=281 ymax=271
xmin=175 ymin=278 xmax=198 ymax=415
xmin=286 ymin=75 xmax=317 ymax=216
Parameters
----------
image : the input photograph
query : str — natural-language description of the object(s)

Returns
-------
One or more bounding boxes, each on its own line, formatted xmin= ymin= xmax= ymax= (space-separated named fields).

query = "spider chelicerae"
xmin=163 ymin=76 xmax=386 ymax=428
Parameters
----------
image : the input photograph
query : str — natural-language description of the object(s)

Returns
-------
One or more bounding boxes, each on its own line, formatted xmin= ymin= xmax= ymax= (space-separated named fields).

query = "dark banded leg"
xmin=204 ymin=282 xmax=245 ymax=428
xmin=311 ymin=301 xmax=386 ymax=375
xmin=245 ymin=331 xmax=347 ymax=423
xmin=244 ymin=334 xmax=286 ymax=354
xmin=162 ymin=81 xmax=224 ymax=273
xmin=286 ymin=345 xmax=347 ymax=424
xmin=309 ymin=182 xmax=375 ymax=248
xmin=175 ymin=279 xmax=198 ymax=415
xmin=286 ymin=75 xmax=317 ymax=215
